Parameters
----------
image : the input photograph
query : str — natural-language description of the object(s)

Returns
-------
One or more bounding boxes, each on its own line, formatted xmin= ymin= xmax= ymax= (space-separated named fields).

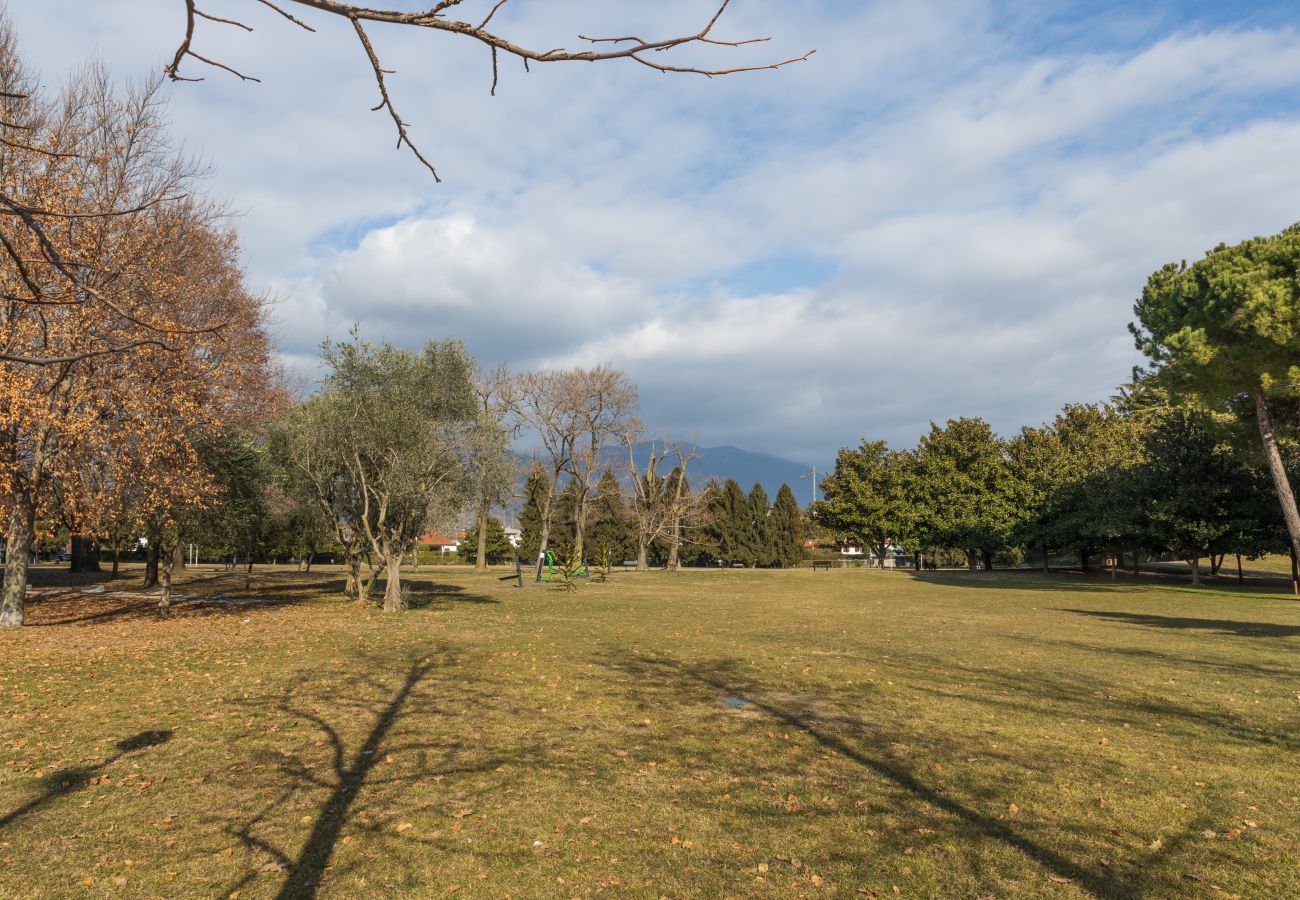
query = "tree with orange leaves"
xmin=0 ymin=21 xmax=280 ymax=626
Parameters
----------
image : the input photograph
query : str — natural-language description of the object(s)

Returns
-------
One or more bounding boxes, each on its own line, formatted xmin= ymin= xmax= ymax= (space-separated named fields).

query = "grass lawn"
xmin=1 ymin=564 xmax=1297 ymax=898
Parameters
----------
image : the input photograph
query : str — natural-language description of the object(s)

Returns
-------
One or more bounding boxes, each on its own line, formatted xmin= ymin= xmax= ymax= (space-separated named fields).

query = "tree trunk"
xmin=304 ymin=551 xmax=314 ymax=574
xmin=573 ymin=490 xmax=588 ymax=567
xmin=535 ymin=527 xmax=551 ymax=583
xmin=1042 ymin=543 xmax=1050 ymax=573
xmin=636 ymin=536 xmax=649 ymax=572
xmin=1236 ymin=552 xmax=1243 ymax=584
xmin=69 ymin=535 xmax=101 ymax=573
xmin=1250 ymin=386 xmax=1300 ymax=566
xmin=667 ymin=518 xmax=682 ymax=571
xmin=382 ymin=553 xmax=405 ymax=612
xmin=0 ymin=494 xmax=36 ymax=627
xmin=475 ymin=498 xmax=490 ymax=571
xmin=1132 ymin=547 xmax=1140 ymax=578
xmin=1080 ymin=549 xmax=1090 ymax=572
xmin=345 ymin=550 xmax=365 ymax=603
xmin=981 ymin=549 xmax=993 ymax=572
xmin=913 ymin=552 xmax=921 ymax=571
xmin=245 ymin=559 xmax=254 ymax=590
xmin=1188 ymin=556 xmax=1201 ymax=587
xmin=111 ymin=541 xmax=121 ymax=580
xmin=172 ymin=542 xmax=187 ymax=573
xmin=143 ymin=544 xmax=160 ymax=589
xmin=1291 ymin=546 xmax=1299 ymax=597
xmin=158 ymin=544 xmax=175 ymax=616
xmin=966 ymin=550 xmax=977 ymax=572
xmin=1210 ymin=553 xmax=1224 ymax=576
xmin=1110 ymin=553 xmax=1117 ymax=581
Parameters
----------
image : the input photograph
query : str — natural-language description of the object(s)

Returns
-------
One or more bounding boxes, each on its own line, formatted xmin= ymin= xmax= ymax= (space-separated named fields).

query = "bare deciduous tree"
xmin=623 ymin=433 xmax=702 ymax=571
xmin=565 ymin=366 xmax=638 ymax=565
xmin=465 ymin=363 xmax=515 ymax=570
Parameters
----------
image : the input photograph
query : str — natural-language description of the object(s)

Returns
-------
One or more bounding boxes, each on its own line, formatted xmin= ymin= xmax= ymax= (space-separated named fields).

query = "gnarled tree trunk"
xmin=383 ymin=552 xmax=405 ymax=612
xmin=966 ymin=550 xmax=977 ymax=572
xmin=345 ymin=549 xmax=365 ymax=603
xmin=982 ymin=549 xmax=993 ymax=572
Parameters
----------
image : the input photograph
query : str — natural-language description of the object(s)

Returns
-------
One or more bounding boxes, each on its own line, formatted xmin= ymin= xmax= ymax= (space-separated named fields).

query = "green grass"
xmin=1 ymin=564 xmax=1297 ymax=898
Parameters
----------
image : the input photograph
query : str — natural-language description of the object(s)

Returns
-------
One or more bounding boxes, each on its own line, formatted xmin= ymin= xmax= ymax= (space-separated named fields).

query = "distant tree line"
xmin=817 ymin=223 xmax=1300 ymax=587
xmin=518 ymin=473 xmax=808 ymax=570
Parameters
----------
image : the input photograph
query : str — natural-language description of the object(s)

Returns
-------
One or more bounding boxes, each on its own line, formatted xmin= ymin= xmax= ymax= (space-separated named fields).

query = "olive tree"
xmin=321 ymin=334 xmax=477 ymax=612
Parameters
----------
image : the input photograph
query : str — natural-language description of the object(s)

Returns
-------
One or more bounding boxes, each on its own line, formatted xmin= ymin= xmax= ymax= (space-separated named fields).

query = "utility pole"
xmin=800 ymin=466 xmax=817 ymax=506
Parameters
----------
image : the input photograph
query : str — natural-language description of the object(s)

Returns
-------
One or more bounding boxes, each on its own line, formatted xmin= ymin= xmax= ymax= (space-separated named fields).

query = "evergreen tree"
xmin=458 ymin=516 xmax=514 ymax=564
xmin=587 ymin=468 xmax=636 ymax=563
xmin=1137 ymin=408 xmax=1267 ymax=585
xmin=912 ymin=418 xmax=1016 ymax=571
xmin=707 ymin=479 xmax=755 ymax=565
xmin=815 ymin=441 xmax=915 ymax=568
xmin=747 ymin=482 xmax=773 ymax=566
xmin=768 ymin=483 xmax=805 ymax=568
xmin=518 ymin=469 xmax=549 ymax=563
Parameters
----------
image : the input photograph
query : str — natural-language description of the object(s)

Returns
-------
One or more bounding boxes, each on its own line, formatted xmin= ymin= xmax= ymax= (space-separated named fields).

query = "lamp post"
xmin=800 ymin=466 xmax=817 ymax=505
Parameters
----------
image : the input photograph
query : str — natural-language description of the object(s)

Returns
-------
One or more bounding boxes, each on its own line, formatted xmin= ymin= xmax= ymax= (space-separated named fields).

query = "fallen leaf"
xmin=757 ymin=863 xmax=769 ymax=874
xmin=395 ymin=822 xmax=413 ymax=832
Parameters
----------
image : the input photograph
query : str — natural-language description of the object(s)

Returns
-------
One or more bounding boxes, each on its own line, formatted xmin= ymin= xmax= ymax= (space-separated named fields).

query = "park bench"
xmin=811 ymin=561 xmax=833 ymax=571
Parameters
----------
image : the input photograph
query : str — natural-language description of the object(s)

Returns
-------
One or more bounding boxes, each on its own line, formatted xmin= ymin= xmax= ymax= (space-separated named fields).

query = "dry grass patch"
xmin=1 ymin=564 xmax=1297 ymax=898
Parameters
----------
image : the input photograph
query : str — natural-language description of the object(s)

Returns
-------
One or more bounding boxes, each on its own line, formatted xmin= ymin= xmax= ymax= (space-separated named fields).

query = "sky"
xmin=11 ymin=0 xmax=1300 ymax=468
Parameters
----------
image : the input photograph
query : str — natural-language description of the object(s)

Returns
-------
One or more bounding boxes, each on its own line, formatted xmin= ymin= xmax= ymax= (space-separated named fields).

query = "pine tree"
xmin=747 ymin=482 xmax=772 ymax=567
xmin=518 ymin=470 xmax=549 ymax=563
xmin=587 ymin=469 xmax=636 ymax=564
xmin=707 ymin=479 xmax=754 ymax=565
xmin=769 ymin=483 xmax=805 ymax=568
xmin=458 ymin=516 xmax=514 ymax=564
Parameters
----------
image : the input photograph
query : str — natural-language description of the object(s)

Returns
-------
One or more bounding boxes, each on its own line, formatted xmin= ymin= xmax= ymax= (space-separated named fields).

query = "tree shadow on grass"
xmin=1058 ymin=609 xmax=1300 ymax=639
xmin=906 ymin=568 xmax=1294 ymax=595
xmin=216 ymin=649 xmax=523 ymax=900
xmin=598 ymin=651 xmax=1202 ymax=899
xmin=1008 ymin=634 xmax=1300 ymax=680
xmin=0 ymin=730 xmax=172 ymax=831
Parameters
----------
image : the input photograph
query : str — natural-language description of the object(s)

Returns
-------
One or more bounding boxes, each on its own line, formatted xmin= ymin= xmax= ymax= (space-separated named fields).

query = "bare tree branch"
xmin=165 ymin=0 xmax=813 ymax=177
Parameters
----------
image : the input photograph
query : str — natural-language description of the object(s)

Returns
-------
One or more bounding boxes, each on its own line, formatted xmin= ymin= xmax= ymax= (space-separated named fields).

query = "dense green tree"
xmin=1135 ymin=409 xmax=1260 ymax=584
xmin=913 ymin=418 xmax=1016 ymax=571
xmin=747 ymin=483 xmax=773 ymax=567
xmin=518 ymin=468 xmax=549 ymax=564
xmin=190 ymin=430 xmax=272 ymax=586
xmin=458 ymin=516 xmax=514 ymax=564
xmin=1131 ymin=224 xmax=1300 ymax=561
xmin=587 ymin=469 xmax=636 ymax=565
xmin=320 ymin=334 xmax=477 ymax=612
xmin=706 ymin=478 xmax=755 ymax=566
xmin=768 ymin=483 xmax=805 ymax=568
xmin=270 ymin=397 xmax=371 ymax=601
xmin=816 ymin=440 xmax=915 ymax=568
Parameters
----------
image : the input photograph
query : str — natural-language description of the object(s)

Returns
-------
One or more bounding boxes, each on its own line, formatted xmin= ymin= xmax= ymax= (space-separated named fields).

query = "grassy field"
xmin=1 ymin=564 xmax=1297 ymax=899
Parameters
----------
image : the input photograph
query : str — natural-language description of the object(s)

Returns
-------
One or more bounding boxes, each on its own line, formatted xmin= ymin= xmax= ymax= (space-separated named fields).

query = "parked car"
xmin=56 ymin=551 xmax=72 ymax=562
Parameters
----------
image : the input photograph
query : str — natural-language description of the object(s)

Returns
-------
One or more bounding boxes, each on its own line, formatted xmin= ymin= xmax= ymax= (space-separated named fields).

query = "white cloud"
xmin=10 ymin=1 xmax=1300 ymax=464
